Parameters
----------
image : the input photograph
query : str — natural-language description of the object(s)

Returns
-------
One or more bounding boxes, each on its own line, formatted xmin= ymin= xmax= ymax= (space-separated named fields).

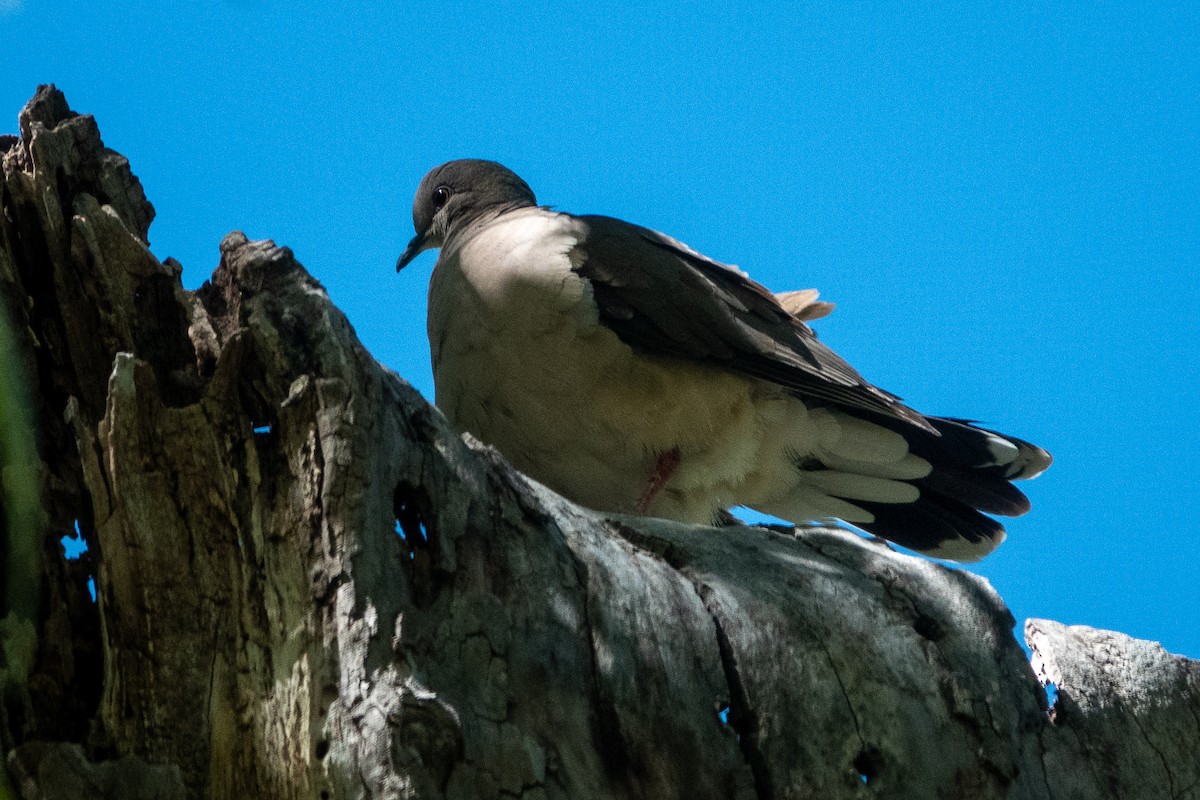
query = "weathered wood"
xmin=1 ymin=85 xmax=1197 ymax=799
xmin=1028 ymin=619 xmax=1200 ymax=799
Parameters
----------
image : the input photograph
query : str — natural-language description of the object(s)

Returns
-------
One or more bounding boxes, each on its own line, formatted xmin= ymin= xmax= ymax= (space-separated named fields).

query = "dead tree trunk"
xmin=1 ymin=86 xmax=1197 ymax=800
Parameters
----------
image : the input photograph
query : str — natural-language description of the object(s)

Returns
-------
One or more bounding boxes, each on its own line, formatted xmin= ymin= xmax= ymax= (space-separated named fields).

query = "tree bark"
xmin=1 ymin=85 xmax=1197 ymax=800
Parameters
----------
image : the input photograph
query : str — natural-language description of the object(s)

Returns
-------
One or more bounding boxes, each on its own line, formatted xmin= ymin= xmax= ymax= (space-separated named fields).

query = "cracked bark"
xmin=1 ymin=86 xmax=1198 ymax=800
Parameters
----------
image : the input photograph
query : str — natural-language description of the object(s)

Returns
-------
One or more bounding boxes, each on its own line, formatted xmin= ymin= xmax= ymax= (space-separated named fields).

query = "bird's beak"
xmin=396 ymin=232 xmax=429 ymax=272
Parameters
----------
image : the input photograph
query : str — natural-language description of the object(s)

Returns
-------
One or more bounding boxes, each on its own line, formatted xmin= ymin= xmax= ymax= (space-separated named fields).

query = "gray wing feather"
xmin=571 ymin=214 xmax=935 ymax=432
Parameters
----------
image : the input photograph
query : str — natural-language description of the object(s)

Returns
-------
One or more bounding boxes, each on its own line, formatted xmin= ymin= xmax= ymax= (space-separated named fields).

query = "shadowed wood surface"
xmin=1 ymin=85 xmax=1197 ymax=800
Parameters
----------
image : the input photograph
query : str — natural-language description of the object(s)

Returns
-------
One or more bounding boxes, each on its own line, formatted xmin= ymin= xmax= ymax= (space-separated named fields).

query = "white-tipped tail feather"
xmin=751 ymin=410 xmax=1051 ymax=562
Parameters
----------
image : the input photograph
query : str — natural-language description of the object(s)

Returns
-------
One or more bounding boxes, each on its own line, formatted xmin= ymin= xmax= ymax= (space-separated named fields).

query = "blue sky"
xmin=4 ymin=2 xmax=1198 ymax=658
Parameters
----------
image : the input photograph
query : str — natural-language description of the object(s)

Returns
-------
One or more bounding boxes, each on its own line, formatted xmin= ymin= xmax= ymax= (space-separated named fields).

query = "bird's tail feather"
xmin=907 ymin=416 xmax=1053 ymax=480
xmin=756 ymin=411 xmax=1051 ymax=562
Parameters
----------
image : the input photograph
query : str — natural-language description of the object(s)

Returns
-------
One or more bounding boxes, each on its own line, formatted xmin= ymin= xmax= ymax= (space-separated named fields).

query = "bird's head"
xmin=396 ymin=159 xmax=537 ymax=271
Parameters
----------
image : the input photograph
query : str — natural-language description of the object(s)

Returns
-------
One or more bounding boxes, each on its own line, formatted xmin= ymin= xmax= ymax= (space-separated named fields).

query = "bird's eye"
xmin=432 ymin=186 xmax=451 ymax=209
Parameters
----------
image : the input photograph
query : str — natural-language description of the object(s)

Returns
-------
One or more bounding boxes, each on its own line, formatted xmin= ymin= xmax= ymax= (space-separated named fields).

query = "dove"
xmin=397 ymin=159 xmax=1050 ymax=561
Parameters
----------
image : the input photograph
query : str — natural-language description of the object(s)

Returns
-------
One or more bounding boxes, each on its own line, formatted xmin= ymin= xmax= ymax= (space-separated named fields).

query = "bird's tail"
xmin=754 ymin=412 xmax=1051 ymax=562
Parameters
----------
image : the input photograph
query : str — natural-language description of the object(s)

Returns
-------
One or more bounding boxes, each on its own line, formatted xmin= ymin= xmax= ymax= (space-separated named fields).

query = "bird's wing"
xmin=570 ymin=214 xmax=935 ymax=432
